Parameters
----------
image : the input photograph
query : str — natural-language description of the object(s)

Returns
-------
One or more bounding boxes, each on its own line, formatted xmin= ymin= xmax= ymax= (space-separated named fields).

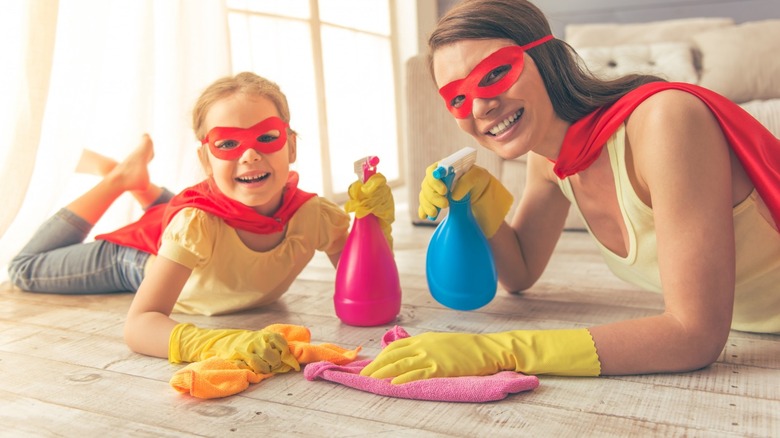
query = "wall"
xmin=527 ymin=0 xmax=780 ymax=37
xmin=433 ymin=0 xmax=780 ymax=38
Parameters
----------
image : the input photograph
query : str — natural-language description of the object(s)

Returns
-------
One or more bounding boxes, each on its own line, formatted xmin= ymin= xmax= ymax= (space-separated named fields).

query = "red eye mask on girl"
xmin=202 ymin=116 xmax=289 ymax=160
xmin=438 ymin=35 xmax=553 ymax=119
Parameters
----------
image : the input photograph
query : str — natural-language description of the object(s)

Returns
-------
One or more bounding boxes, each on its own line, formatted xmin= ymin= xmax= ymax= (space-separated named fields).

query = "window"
xmin=227 ymin=0 xmax=400 ymax=201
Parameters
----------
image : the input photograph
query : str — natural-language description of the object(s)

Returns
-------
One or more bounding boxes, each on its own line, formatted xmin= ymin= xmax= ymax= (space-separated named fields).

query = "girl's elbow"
xmin=123 ymin=318 xmax=143 ymax=353
xmin=686 ymin=348 xmax=721 ymax=371
xmin=681 ymin=328 xmax=729 ymax=371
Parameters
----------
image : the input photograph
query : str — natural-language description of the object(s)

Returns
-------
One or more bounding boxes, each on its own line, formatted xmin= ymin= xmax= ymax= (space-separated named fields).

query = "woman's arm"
xmin=591 ymin=90 xmax=735 ymax=374
xmin=491 ymin=152 xmax=571 ymax=292
xmin=124 ymin=256 xmax=191 ymax=358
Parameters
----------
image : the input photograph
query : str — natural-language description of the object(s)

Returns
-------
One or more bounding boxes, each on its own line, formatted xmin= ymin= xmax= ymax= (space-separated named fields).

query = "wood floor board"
xmin=0 ymin=391 xmax=186 ymax=438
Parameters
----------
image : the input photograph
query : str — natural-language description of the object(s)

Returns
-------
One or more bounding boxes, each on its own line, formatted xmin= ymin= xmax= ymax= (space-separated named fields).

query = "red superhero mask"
xmin=202 ymin=116 xmax=289 ymax=160
xmin=438 ymin=35 xmax=553 ymax=119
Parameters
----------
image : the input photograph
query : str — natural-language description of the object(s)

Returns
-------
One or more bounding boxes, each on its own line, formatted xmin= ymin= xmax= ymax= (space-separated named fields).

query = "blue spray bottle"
xmin=425 ymin=147 xmax=497 ymax=310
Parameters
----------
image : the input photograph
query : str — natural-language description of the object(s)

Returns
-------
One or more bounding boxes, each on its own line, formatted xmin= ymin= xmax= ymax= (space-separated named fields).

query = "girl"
xmin=361 ymin=0 xmax=779 ymax=384
xmin=9 ymin=72 xmax=394 ymax=374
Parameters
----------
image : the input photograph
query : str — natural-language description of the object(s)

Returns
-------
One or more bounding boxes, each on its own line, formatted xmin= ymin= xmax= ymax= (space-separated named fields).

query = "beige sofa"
xmin=404 ymin=17 xmax=780 ymax=228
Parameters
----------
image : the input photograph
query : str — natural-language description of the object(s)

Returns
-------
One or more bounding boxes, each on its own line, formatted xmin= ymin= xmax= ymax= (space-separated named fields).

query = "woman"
xmin=361 ymin=0 xmax=780 ymax=384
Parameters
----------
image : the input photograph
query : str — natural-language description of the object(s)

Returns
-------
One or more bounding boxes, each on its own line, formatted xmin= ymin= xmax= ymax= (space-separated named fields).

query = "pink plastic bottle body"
xmin=334 ymin=213 xmax=401 ymax=326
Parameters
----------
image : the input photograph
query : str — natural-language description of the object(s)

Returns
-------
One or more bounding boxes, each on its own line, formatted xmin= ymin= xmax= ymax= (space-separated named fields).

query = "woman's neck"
xmin=534 ymin=117 xmax=571 ymax=161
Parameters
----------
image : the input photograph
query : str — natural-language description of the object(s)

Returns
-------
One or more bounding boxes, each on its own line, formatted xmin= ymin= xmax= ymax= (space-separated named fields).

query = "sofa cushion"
xmin=692 ymin=20 xmax=780 ymax=103
xmin=740 ymin=98 xmax=780 ymax=138
xmin=576 ymin=42 xmax=698 ymax=83
xmin=565 ymin=17 xmax=734 ymax=48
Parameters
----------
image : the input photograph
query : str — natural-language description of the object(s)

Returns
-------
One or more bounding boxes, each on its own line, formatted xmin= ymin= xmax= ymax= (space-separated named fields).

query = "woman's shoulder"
xmin=628 ymin=89 xmax=715 ymax=129
xmin=625 ymin=88 xmax=724 ymax=157
xmin=625 ymin=88 xmax=732 ymax=190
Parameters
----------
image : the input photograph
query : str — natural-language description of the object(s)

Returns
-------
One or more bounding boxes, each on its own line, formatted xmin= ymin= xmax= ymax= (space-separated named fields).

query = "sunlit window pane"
xmin=321 ymin=25 xmax=398 ymax=192
xmin=226 ymin=0 xmax=310 ymax=19
xmin=228 ymin=12 xmax=324 ymax=194
xmin=227 ymin=0 xmax=398 ymax=199
xmin=319 ymin=0 xmax=390 ymax=35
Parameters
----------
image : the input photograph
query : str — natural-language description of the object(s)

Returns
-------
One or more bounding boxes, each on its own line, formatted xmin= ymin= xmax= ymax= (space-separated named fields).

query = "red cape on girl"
xmin=553 ymin=82 xmax=780 ymax=229
xmin=96 ymin=171 xmax=315 ymax=255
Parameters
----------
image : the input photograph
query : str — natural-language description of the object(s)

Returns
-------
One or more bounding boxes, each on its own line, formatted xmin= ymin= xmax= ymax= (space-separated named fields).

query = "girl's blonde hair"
xmin=192 ymin=71 xmax=293 ymax=139
xmin=192 ymin=72 xmax=295 ymax=171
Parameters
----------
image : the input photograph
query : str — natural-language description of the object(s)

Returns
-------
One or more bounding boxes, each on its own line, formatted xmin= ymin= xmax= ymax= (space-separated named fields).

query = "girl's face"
xmin=432 ymin=38 xmax=567 ymax=160
xmin=201 ymin=93 xmax=296 ymax=216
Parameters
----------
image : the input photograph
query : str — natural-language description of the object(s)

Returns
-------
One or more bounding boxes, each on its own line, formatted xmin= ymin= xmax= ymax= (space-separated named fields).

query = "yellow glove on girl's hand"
xmin=169 ymin=323 xmax=300 ymax=375
xmin=418 ymin=163 xmax=513 ymax=238
xmin=344 ymin=172 xmax=394 ymax=248
xmin=360 ymin=329 xmax=601 ymax=384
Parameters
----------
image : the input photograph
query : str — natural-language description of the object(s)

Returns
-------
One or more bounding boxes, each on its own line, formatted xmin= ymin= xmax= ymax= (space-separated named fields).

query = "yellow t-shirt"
xmin=155 ymin=196 xmax=349 ymax=316
xmin=556 ymin=123 xmax=780 ymax=333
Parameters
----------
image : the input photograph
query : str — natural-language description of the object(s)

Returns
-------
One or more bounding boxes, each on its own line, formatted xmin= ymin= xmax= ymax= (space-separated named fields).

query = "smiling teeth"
xmin=236 ymin=173 xmax=269 ymax=183
xmin=489 ymin=109 xmax=523 ymax=136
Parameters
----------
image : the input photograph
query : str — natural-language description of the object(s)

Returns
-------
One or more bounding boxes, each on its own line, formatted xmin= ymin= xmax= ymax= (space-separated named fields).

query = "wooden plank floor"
xmin=1 ymin=192 xmax=778 ymax=437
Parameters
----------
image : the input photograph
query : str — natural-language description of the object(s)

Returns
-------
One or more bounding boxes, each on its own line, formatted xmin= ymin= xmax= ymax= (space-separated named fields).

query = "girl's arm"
xmin=490 ymin=152 xmax=572 ymax=292
xmin=124 ymin=255 xmax=297 ymax=374
xmin=124 ymin=256 xmax=191 ymax=358
xmin=591 ymin=90 xmax=735 ymax=373
xmin=328 ymin=250 xmax=342 ymax=268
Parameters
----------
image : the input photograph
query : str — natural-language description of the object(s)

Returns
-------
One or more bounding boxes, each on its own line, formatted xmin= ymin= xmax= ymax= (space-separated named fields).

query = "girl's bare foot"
xmin=105 ymin=134 xmax=155 ymax=192
xmin=75 ymin=149 xmax=118 ymax=177
xmin=64 ymin=134 xmax=161 ymax=225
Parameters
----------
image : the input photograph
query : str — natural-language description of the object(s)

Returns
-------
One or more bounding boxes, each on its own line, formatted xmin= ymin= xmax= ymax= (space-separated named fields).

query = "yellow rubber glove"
xmin=360 ymin=329 xmax=601 ymax=384
xmin=418 ymin=163 xmax=513 ymax=238
xmin=344 ymin=172 xmax=394 ymax=249
xmin=169 ymin=323 xmax=300 ymax=375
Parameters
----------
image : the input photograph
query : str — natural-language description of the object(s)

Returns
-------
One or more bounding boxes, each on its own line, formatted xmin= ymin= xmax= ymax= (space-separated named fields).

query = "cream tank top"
xmin=556 ymin=124 xmax=780 ymax=333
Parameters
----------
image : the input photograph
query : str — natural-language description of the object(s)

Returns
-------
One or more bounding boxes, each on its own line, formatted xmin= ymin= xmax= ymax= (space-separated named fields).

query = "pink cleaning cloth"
xmin=304 ymin=326 xmax=540 ymax=402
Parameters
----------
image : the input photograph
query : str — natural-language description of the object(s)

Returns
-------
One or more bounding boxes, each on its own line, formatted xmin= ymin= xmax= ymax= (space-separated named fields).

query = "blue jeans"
xmin=7 ymin=189 xmax=174 ymax=294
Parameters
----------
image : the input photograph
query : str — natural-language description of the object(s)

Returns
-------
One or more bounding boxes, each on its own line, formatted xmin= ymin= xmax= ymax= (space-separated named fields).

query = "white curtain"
xmin=0 ymin=0 xmax=232 ymax=281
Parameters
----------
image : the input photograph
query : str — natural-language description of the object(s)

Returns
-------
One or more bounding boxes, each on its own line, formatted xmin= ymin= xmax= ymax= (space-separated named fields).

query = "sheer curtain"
xmin=0 ymin=0 xmax=232 ymax=281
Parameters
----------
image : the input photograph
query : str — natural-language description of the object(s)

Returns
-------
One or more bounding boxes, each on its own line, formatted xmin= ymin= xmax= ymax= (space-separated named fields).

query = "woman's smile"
xmin=487 ymin=108 xmax=524 ymax=137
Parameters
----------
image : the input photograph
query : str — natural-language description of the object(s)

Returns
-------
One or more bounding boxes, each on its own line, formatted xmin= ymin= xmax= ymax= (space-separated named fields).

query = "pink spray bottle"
xmin=333 ymin=156 xmax=402 ymax=326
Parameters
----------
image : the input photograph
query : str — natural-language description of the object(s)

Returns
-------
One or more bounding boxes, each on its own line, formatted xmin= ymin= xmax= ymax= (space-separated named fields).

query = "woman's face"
xmin=201 ymin=93 xmax=296 ymax=216
xmin=432 ymin=38 xmax=566 ymax=160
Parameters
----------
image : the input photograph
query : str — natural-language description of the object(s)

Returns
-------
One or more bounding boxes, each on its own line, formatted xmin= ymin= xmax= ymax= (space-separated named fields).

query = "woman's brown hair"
xmin=428 ymin=0 xmax=666 ymax=122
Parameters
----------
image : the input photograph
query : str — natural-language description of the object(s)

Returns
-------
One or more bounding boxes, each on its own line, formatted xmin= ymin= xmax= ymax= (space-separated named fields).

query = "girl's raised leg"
xmin=71 ymin=134 xmax=163 ymax=225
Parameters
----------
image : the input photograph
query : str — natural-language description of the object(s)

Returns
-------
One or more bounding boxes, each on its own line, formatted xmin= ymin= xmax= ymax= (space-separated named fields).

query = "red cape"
xmin=96 ymin=171 xmax=315 ymax=255
xmin=553 ymin=82 xmax=780 ymax=229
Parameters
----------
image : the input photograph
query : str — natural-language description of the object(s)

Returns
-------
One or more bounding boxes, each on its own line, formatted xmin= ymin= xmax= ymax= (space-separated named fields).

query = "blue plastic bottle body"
xmin=426 ymin=193 xmax=497 ymax=310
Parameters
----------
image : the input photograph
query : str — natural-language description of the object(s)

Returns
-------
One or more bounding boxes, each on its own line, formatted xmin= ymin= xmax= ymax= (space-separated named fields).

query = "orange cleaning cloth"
xmin=264 ymin=323 xmax=360 ymax=365
xmin=170 ymin=324 xmax=361 ymax=399
xmin=170 ymin=357 xmax=273 ymax=399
